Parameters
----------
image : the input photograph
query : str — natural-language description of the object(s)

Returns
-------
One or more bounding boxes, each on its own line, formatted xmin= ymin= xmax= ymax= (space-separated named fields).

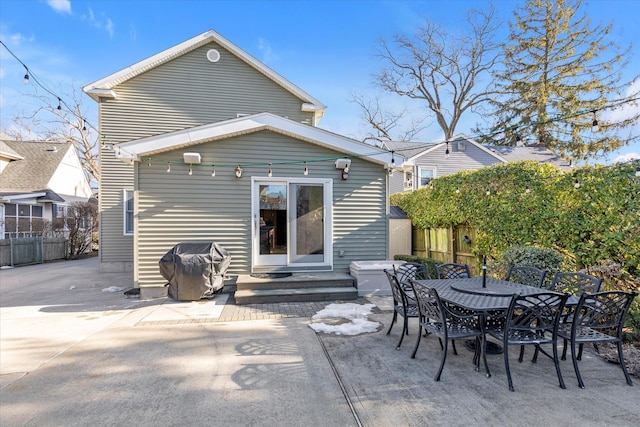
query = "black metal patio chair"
xmin=505 ymin=265 xmax=547 ymax=288
xmin=384 ymin=269 xmax=419 ymax=350
xmin=487 ymin=292 xmax=569 ymax=392
xmin=558 ymin=290 xmax=638 ymax=388
xmin=549 ymin=271 xmax=603 ymax=295
xmin=436 ymin=263 xmax=471 ymax=279
xmin=410 ymin=282 xmax=489 ymax=381
xmin=394 ymin=262 xmax=431 ymax=288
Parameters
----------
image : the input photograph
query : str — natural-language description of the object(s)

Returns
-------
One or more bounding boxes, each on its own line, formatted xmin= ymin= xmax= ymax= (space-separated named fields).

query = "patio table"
xmin=411 ymin=278 xmax=562 ymax=357
xmin=412 ymin=278 xmax=552 ymax=312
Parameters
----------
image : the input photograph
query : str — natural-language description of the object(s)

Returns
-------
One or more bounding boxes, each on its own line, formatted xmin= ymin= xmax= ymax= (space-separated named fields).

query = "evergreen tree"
xmin=484 ymin=0 xmax=639 ymax=162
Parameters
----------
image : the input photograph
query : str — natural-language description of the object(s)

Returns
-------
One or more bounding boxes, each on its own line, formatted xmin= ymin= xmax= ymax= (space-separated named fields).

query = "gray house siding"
xmin=98 ymin=147 xmax=134 ymax=271
xmin=135 ymin=130 xmax=388 ymax=288
xmin=390 ymin=142 xmax=502 ymax=194
xmin=98 ymin=41 xmax=316 ymax=271
xmin=422 ymin=142 xmax=499 ymax=177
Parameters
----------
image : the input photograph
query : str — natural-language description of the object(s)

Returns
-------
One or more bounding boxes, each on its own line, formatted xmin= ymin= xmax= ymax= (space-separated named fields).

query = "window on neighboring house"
xmin=419 ymin=168 xmax=435 ymax=188
xmin=52 ymin=204 xmax=67 ymax=230
xmin=3 ymin=203 xmax=44 ymax=238
xmin=124 ymin=189 xmax=134 ymax=235
xmin=403 ymin=172 xmax=413 ymax=190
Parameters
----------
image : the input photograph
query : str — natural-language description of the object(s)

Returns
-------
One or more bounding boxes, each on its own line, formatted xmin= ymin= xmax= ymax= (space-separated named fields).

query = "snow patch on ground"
xmin=309 ymin=303 xmax=380 ymax=335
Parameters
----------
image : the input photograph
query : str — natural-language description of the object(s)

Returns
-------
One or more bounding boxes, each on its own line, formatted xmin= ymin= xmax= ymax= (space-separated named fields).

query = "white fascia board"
xmin=2 ymin=192 xmax=47 ymax=201
xmin=116 ymin=113 xmax=395 ymax=166
xmin=82 ymin=30 xmax=326 ymax=114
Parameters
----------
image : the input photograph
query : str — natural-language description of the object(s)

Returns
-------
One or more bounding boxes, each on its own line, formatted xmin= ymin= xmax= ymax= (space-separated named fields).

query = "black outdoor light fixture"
xmin=335 ymin=158 xmax=351 ymax=180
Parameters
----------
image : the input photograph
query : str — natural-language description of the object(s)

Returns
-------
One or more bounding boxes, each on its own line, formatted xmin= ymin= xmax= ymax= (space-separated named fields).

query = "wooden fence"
xmin=0 ymin=237 xmax=68 ymax=267
xmin=412 ymin=225 xmax=481 ymax=275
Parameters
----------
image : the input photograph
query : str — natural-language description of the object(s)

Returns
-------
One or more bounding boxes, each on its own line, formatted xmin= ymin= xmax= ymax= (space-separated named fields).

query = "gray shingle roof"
xmin=484 ymin=145 xmax=572 ymax=170
xmin=0 ymin=141 xmax=72 ymax=192
xmin=381 ymin=140 xmax=437 ymax=159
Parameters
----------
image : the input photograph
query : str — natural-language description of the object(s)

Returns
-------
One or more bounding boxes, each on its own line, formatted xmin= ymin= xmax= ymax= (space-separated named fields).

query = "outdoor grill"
xmin=159 ymin=242 xmax=231 ymax=301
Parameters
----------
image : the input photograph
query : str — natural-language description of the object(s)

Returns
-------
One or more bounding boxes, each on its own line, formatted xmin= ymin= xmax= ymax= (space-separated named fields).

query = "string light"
xmin=188 ymin=164 xmax=193 ymax=176
xmin=592 ymin=111 xmax=599 ymax=132
xmin=147 ymin=158 xmax=151 ymax=167
xmin=268 ymin=163 xmax=273 ymax=177
xmin=574 ymin=178 xmax=580 ymax=188
xmin=3 ymin=40 xmax=638 ymax=173
xmin=455 ymin=187 xmax=460 ymax=194
xmin=211 ymin=165 xmax=216 ymax=177
xmin=235 ymin=165 xmax=243 ymax=178
xmin=303 ymin=161 xmax=308 ymax=175
xmin=525 ymin=185 xmax=530 ymax=194
xmin=166 ymin=162 xmax=171 ymax=173
xmin=486 ymin=188 xmax=491 ymax=196
xmin=391 ymin=151 xmax=395 ymax=166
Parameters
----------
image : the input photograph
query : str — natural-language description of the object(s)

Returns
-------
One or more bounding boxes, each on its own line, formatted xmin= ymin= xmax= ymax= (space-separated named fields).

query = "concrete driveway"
xmin=1 ymin=257 xmax=639 ymax=426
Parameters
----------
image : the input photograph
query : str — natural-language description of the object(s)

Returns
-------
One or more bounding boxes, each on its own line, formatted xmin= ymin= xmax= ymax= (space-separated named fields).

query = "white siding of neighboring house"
xmin=97 ymin=41 xmax=317 ymax=272
xmin=48 ymin=146 xmax=93 ymax=200
xmin=134 ymin=130 xmax=388 ymax=288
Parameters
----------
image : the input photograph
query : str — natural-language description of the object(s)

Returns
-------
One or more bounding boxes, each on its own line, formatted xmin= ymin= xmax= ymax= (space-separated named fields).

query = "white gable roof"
xmin=82 ymin=30 xmax=326 ymax=121
xmin=115 ymin=113 xmax=396 ymax=167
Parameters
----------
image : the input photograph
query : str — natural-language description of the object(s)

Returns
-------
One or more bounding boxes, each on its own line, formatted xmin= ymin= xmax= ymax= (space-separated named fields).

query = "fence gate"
xmin=10 ymin=237 xmax=44 ymax=266
xmin=412 ymin=225 xmax=480 ymax=275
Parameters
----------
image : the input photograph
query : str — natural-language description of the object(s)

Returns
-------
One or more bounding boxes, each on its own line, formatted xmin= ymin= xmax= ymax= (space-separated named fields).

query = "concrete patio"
xmin=1 ymin=257 xmax=639 ymax=426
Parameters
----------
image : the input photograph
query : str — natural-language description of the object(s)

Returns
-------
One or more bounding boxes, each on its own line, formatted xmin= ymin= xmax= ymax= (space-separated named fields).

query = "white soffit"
xmin=116 ymin=113 xmax=395 ymax=166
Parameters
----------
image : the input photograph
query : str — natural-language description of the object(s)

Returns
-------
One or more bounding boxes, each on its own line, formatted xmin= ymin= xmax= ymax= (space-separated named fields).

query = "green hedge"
xmin=392 ymin=160 xmax=640 ymax=335
xmin=393 ymin=254 xmax=440 ymax=279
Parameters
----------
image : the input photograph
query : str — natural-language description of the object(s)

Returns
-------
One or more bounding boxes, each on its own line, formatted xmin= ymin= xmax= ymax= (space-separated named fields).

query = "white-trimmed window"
xmin=419 ymin=167 xmax=435 ymax=188
xmin=3 ymin=203 xmax=44 ymax=238
xmin=124 ymin=189 xmax=134 ymax=235
xmin=403 ymin=171 xmax=413 ymax=190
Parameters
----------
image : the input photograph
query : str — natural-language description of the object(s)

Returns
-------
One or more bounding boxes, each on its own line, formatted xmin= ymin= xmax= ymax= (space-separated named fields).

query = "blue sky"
xmin=1 ymin=0 xmax=638 ymax=163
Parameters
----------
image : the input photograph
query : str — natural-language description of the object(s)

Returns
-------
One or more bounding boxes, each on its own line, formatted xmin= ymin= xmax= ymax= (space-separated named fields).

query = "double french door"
xmin=252 ymin=178 xmax=332 ymax=270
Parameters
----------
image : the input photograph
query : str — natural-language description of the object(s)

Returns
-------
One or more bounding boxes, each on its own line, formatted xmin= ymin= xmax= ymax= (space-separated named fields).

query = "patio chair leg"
xmin=435 ymin=337 xmax=448 ymax=382
xmin=532 ymin=345 xmax=540 ymax=363
xmin=553 ymin=342 xmax=566 ymax=389
xmin=482 ymin=336 xmax=491 ymax=378
xmin=503 ymin=340 xmax=515 ymax=392
xmin=387 ymin=311 xmax=397 ymax=336
xmin=518 ymin=345 xmax=525 ymax=363
xmin=411 ymin=324 xmax=422 ymax=359
xmin=570 ymin=340 xmax=585 ymax=389
xmin=452 ymin=339 xmax=458 ymax=355
xmin=561 ymin=338 xmax=568 ymax=360
xmin=577 ymin=343 xmax=584 ymax=361
xmin=617 ymin=340 xmax=634 ymax=386
xmin=395 ymin=314 xmax=408 ymax=350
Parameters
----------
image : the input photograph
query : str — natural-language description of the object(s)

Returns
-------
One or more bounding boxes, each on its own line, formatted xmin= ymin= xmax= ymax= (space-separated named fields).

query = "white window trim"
xmin=123 ymin=189 xmax=134 ymax=236
xmin=418 ymin=166 xmax=437 ymax=188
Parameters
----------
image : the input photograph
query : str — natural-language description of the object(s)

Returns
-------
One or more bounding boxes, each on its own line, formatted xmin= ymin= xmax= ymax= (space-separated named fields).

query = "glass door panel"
xmin=290 ymin=183 xmax=324 ymax=264
xmin=257 ymin=183 xmax=287 ymax=265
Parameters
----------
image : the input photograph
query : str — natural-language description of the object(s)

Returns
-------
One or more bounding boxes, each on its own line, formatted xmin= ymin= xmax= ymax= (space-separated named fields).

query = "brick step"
xmin=235 ymin=273 xmax=354 ymax=291
xmin=234 ymin=286 xmax=358 ymax=305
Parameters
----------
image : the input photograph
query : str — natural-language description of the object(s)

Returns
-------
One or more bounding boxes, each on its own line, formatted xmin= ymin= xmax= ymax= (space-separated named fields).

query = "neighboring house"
xmin=383 ymin=134 xmax=571 ymax=193
xmin=83 ymin=30 xmax=394 ymax=298
xmin=0 ymin=140 xmax=93 ymax=238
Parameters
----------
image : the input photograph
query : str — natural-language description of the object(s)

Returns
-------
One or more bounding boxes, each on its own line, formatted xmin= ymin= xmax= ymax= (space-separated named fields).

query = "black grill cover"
xmin=159 ymin=242 xmax=231 ymax=301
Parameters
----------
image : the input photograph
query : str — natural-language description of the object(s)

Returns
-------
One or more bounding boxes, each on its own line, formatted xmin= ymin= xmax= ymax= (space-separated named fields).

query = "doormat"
xmin=250 ymin=273 xmax=293 ymax=279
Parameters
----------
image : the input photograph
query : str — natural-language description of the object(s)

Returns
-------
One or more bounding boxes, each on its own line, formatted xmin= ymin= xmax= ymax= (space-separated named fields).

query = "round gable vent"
xmin=206 ymin=49 xmax=221 ymax=63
